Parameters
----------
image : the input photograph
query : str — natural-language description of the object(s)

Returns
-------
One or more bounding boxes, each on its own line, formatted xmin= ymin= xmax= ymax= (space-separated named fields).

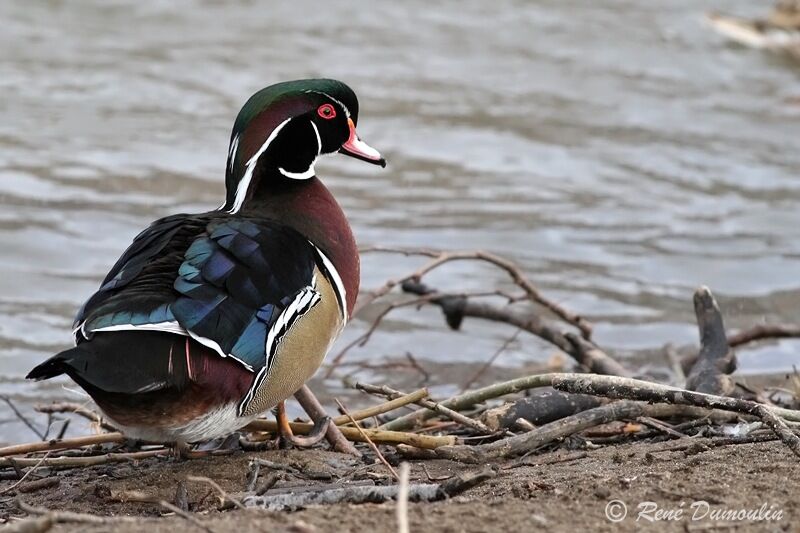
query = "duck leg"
xmin=276 ymin=400 xmax=331 ymax=447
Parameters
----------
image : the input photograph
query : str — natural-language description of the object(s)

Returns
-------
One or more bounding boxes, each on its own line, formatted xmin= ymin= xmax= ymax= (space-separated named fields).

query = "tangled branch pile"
xmin=2 ymin=246 xmax=800 ymax=528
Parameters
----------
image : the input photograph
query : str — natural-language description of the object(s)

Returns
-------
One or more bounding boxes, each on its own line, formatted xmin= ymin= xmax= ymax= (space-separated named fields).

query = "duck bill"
xmin=339 ymin=118 xmax=386 ymax=167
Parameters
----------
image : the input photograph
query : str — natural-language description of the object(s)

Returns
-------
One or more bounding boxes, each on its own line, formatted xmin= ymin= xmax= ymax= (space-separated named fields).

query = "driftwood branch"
xmin=358 ymin=246 xmax=592 ymax=337
xmin=433 ymin=401 xmax=750 ymax=462
xmin=0 ymin=449 xmax=166 ymax=469
xmin=729 ymin=323 xmax=800 ymax=347
xmin=241 ymin=465 xmax=496 ymax=510
xmin=685 ymin=286 xmax=736 ymax=395
xmin=401 ymin=280 xmax=631 ymax=377
xmin=551 ymin=374 xmax=800 ymax=458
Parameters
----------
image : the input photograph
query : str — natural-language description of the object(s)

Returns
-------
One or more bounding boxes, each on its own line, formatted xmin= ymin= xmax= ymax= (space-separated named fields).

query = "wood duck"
xmin=27 ymin=79 xmax=385 ymax=446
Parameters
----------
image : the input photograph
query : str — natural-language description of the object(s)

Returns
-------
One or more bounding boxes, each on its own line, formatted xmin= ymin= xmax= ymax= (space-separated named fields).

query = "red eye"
xmin=317 ymin=104 xmax=336 ymax=119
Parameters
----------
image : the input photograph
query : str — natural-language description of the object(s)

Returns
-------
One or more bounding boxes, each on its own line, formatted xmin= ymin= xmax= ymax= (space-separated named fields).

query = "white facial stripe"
xmin=311 ymin=121 xmax=322 ymax=152
xmin=305 ymin=90 xmax=351 ymax=118
xmin=311 ymin=244 xmax=348 ymax=324
xmin=228 ymin=117 xmax=293 ymax=214
xmin=227 ymin=134 xmax=240 ymax=174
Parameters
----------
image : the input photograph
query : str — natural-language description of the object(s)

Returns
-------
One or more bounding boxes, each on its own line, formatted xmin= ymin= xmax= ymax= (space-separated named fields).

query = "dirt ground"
xmin=0 ymin=437 xmax=797 ymax=532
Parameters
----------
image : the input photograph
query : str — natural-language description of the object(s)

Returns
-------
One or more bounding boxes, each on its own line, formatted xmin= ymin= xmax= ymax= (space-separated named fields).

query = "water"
xmin=0 ymin=0 xmax=799 ymax=442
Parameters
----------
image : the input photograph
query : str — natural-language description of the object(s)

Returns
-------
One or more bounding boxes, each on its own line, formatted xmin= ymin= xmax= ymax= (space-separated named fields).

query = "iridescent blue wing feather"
xmin=77 ymin=214 xmax=319 ymax=372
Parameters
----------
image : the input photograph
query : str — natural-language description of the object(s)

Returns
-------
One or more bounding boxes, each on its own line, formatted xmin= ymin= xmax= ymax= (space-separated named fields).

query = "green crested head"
xmin=223 ymin=79 xmax=385 ymax=213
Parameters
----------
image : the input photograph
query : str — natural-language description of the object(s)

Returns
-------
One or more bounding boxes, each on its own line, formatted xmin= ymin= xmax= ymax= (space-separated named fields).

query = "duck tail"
xmin=26 ymin=346 xmax=88 ymax=381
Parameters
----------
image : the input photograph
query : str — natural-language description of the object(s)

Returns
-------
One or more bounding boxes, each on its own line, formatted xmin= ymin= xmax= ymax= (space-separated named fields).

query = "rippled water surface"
xmin=1 ymin=1 xmax=799 ymax=442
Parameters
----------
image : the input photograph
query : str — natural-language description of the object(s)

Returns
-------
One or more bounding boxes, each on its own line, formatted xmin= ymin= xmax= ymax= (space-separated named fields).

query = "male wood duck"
xmin=27 ymin=79 xmax=385 ymax=447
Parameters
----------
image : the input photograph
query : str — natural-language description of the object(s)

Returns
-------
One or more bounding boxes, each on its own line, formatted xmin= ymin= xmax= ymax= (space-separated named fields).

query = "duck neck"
xmin=239 ymin=173 xmax=359 ymax=317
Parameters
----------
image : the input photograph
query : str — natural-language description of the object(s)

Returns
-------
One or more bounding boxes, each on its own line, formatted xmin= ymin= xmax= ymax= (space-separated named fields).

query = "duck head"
xmin=223 ymin=79 xmax=385 ymax=213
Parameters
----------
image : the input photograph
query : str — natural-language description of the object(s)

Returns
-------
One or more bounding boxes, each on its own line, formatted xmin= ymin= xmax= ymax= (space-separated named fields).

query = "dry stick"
xmin=187 ymin=476 xmax=246 ymax=511
xmin=685 ymin=286 xmax=736 ymax=395
xmin=0 ymin=452 xmax=50 ymax=496
xmin=381 ymin=371 xmax=789 ymax=433
xmin=396 ymin=463 xmax=410 ymax=533
xmin=244 ymin=419 xmax=456 ymax=449
xmin=334 ymin=399 xmax=399 ymax=480
xmin=0 ymin=432 xmax=125 ymax=457
xmin=331 ymin=388 xmax=429 ymax=426
xmin=294 ymin=385 xmax=360 ymax=456
xmin=401 ymin=280 xmax=631 ymax=378
xmin=242 ymin=466 xmax=496 ymax=510
xmin=434 ymin=401 xmax=737 ymax=462
xmin=34 ymin=402 xmax=116 ymax=432
xmin=16 ymin=477 xmax=60 ymax=494
xmin=1 ymin=397 xmax=44 ymax=440
xmin=326 ymin=290 xmax=514 ymax=377
xmin=728 ymin=323 xmax=800 ymax=347
xmin=551 ymin=374 xmax=800 ymax=458
xmin=0 ymin=449 xmax=166 ymax=469
xmin=356 ymin=382 xmax=495 ymax=435
xmin=461 ymin=328 xmax=522 ymax=392
xmin=159 ymin=500 xmax=218 ymax=533
xmin=380 ymin=373 xmax=557 ymax=432
xmin=17 ymin=498 xmax=140 ymax=524
xmin=358 ymin=246 xmax=592 ymax=338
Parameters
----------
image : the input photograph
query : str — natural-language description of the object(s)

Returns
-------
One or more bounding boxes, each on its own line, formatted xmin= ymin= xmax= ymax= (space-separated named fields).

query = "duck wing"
xmin=75 ymin=214 xmax=321 ymax=373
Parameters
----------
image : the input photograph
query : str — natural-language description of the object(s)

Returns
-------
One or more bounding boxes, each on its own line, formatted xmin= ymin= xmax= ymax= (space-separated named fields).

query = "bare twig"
xmin=380 ymin=373 xmax=556 ymax=432
xmin=357 ymin=382 xmax=495 ymax=435
xmin=2 ymin=397 xmax=44 ymax=440
xmin=461 ymin=329 xmax=522 ymax=392
xmin=0 ymin=452 xmax=51 ymax=495
xmin=401 ymin=280 xmax=631 ymax=377
xmin=34 ymin=402 xmax=116 ymax=432
xmin=244 ymin=419 xmax=456 ymax=449
xmin=16 ymin=477 xmax=60 ymax=494
xmin=17 ymin=498 xmax=140 ymax=524
xmin=334 ymin=399 xmax=398 ymax=480
xmin=396 ymin=463 xmax=410 ymax=533
xmin=187 ymin=476 xmax=246 ymax=511
xmin=0 ymin=449 xmax=166 ymax=469
xmin=294 ymin=386 xmax=361 ymax=456
xmin=241 ymin=465 xmax=495 ymax=510
xmin=326 ymin=291 xmax=513 ymax=376
xmin=0 ymin=432 xmax=125 ymax=457
xmin=729 ymin=324 xmax=800 ymax=347
xmin=159 ymin=500 xmax=218 ymax=533
xmin=358 ymin=246 xmax=592 ymax=337
xmin=332 ymin=388 xmax=429 ymax=426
